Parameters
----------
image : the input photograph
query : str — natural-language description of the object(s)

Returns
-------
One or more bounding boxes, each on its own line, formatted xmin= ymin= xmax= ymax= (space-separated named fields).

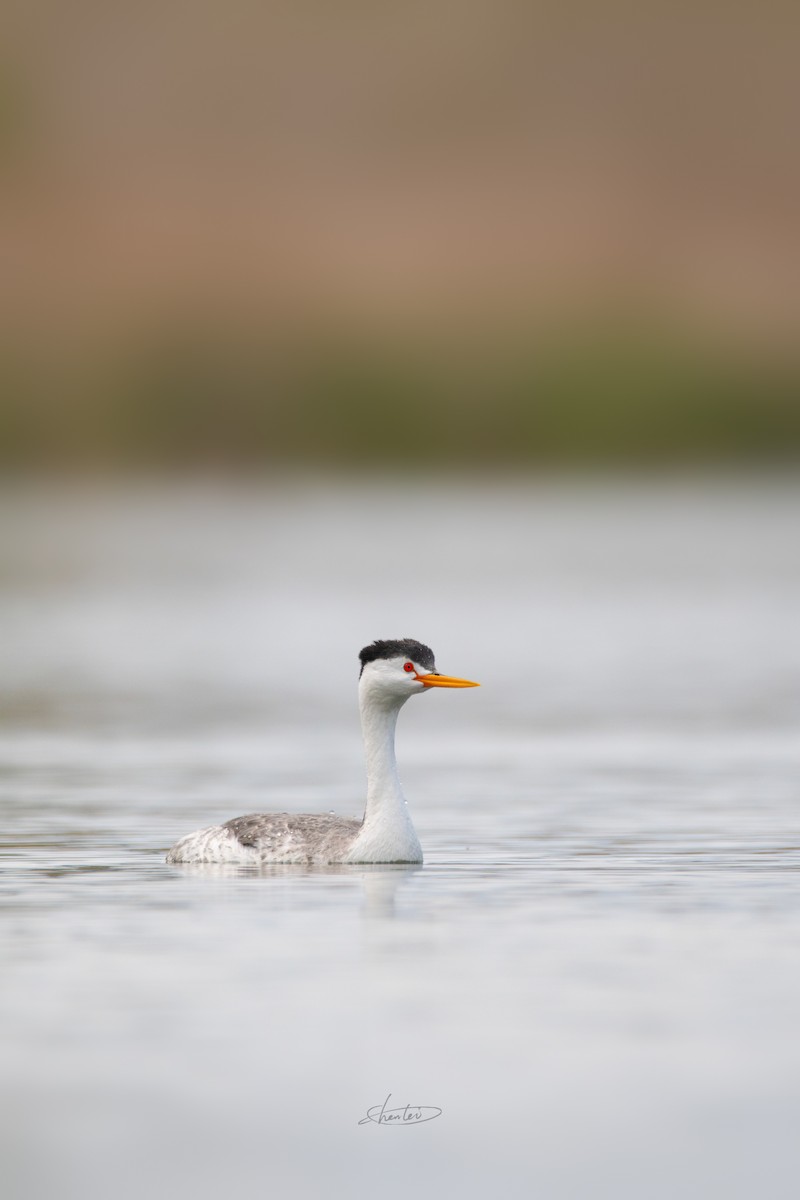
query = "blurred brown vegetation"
xmin=1 ymin=0 xmax=799 ymax=470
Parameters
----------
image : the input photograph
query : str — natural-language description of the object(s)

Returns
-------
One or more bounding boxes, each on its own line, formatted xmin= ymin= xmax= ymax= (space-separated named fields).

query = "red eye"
xmin=403 ymin=662 xmax=415 ymax=673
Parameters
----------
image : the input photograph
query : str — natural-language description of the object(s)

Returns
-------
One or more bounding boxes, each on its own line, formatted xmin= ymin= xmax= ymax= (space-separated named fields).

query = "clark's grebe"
xmin=166 ymin=639 xmax=479 ymax=865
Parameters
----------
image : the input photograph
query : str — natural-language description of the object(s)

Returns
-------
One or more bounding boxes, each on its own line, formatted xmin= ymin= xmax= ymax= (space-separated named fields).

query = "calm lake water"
xmin=1 ymin=478 xmax=799 ymax=1199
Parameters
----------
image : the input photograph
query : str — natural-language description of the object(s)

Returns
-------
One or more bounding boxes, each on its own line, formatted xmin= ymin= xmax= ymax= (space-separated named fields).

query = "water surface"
xmin=2 ymin=479 xmax=799 ymax=1199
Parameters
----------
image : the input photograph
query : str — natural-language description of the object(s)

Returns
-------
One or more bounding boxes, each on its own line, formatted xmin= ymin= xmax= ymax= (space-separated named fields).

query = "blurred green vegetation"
xmin=1 ymin=320 xmax=798 ymax=471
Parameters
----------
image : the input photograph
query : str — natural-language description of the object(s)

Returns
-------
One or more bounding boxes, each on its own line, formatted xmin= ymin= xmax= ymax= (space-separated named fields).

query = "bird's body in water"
xmin=166 ymin=639 xmax=479 ymax=865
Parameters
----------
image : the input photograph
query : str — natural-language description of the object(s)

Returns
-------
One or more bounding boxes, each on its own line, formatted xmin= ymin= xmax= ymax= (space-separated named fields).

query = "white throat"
xmin=344 ymin=681 xmax=423 ymax=863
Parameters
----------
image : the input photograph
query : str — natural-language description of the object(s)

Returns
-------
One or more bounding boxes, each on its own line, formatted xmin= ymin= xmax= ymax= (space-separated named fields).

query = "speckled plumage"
xmin=166 ymin=812 xmax=364 ymax=865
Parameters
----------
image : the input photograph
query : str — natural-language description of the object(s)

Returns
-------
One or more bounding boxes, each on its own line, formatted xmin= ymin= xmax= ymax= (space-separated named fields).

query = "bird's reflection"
xmin=166 ymin=860 xmax=421 ymax=919
xmin=356 ymin=864 xmax=422 ymax=918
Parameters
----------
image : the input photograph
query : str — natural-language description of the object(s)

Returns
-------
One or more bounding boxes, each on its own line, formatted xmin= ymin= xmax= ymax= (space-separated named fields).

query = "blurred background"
xmin=1 ymin=0 xmax=798 ymax=471
xmin=3 ymin=7 xmax=800 ymax=1200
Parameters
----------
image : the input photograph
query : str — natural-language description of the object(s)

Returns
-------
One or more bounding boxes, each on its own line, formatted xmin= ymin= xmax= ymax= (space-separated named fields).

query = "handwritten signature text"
xmin=358 ymin=1094 xmax=442 ymax=1127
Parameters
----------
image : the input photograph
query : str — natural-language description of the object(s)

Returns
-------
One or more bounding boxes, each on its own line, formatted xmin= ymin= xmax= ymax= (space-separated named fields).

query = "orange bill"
xmin=416 ymin=673 xmax=480 ymax=688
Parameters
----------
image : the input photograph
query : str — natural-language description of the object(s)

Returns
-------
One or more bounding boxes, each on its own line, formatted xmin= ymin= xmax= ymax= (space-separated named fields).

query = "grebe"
xmin=166 ymin=639 xmax=479 ymax=865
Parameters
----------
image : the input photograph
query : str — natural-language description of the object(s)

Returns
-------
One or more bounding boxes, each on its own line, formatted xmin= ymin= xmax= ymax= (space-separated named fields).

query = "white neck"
xmin=345 ymin=684 xmax=423 ymax=863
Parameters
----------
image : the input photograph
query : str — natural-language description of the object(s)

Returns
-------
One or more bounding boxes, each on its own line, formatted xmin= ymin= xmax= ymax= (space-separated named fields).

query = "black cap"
xmin=359 ymin=639 xmax=436 ymax=676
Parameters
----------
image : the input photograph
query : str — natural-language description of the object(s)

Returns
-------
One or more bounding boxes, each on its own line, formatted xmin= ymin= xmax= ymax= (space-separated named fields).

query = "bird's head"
xmin=358 ymin=638 xmax=479 ymax=705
